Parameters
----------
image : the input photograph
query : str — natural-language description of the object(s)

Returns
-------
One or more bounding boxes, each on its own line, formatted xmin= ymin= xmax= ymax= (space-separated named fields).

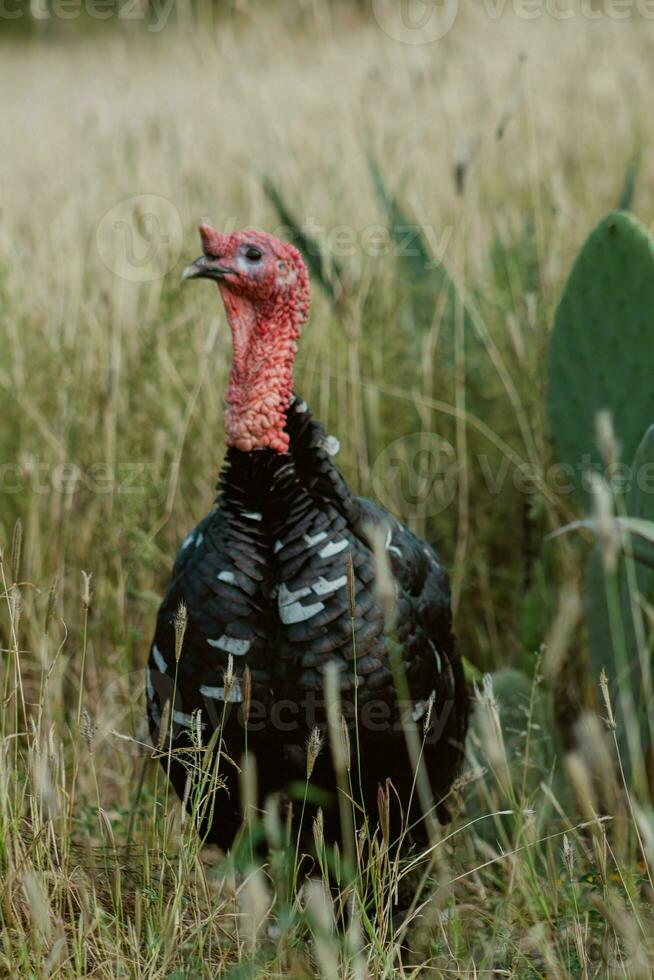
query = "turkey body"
xmin=147 ymin=398 xmax=468 ymax=848
xmin=273 ymin=399 xmax=467 ymax=837
xmin=147 ymin=448 xmax=285 ymax=849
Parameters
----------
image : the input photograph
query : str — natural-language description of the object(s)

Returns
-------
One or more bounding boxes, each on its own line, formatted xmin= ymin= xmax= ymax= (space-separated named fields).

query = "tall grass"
xmin=1 ymin=4 xmax=654 ymax=975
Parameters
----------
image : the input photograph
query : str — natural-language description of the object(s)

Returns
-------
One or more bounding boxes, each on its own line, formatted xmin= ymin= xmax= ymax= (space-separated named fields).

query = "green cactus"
xmin=548 ymin=211 xmax=654 ymax=504
xmin=585 ymin=425 xmax=654 ymax=780
xmin=549 ymin=211 xmax=654 ymax=784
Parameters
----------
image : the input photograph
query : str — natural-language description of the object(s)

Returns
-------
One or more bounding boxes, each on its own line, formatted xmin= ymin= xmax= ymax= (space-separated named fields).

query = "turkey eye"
xmin=245 ymin=246 xmax=262 ymax=262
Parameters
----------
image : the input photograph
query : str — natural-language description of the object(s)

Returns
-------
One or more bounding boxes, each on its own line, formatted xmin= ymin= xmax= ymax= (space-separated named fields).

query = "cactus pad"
xmin=548 ymin=211 xmax=654 ymax=502
xmin=585 ymin=425 xmax=654 ymax=780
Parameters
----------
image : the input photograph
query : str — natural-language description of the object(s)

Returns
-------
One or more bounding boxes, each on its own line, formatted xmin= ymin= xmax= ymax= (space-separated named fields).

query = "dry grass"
xmin=1 ymin=3 xmax=654 ymax=976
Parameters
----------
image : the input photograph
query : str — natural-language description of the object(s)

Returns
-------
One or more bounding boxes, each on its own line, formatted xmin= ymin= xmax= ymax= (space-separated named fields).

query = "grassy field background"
xmin=1 ymin=2 xmax=654 ymax=976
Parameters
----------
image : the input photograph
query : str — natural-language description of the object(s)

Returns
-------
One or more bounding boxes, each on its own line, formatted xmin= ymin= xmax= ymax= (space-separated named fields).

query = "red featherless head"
xmin=183 ymin=224 xmax=311 ymax=453
xmin=187 ymin=224 xmax=310 ymax=328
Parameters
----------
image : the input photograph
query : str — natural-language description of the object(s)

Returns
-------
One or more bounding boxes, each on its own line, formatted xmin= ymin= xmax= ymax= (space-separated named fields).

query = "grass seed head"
xmin=599 ymin=668 xmax=616 ymax=730
xmin=323 ymin=662 xmax=347 ymax=776
xmin=81 ymin=570 xmax=93 ymax=610
xmin=304 ymin=880 xmax=339 ymax=980
xmin=173 ymin=600 xmax=188 ymax=661
xmin=562 ymin=833 xmax=574 ymax=878
xmin=377 ymin=779 xmax=390 ymax=847
xmin=11 ymin=517 xmax=22 ymax=583
xmin=224 ymin=653 xmax=234 ymax=695
xmin=80 ymin=709 xmax=97 ymax=750
xmin=566 ymin=750 xmax=599 ymax=826
xmin=543 ymin=585 xmax=581 ymax=681
xmin=340 ymin=714 xmax=351 ymax=773
xmin=158 ymin=699 xmax=171 ymax=751
xmin=596 ymin=410 xmax=620 ymax=470
xmin=263 ymin=793 xmax=282 ymax=849
xmin=589 ymin=472 xmax=620 ymax=573
xmin=346 ymin=553 xmax=356 ymax=618
xmin=44 ymin=572 xmax=59 ymax=636
xmin=8 ymin=584 xmax=22 ymax=630
xmin=22 ymin=869 xmax=52 ymax=942
xmin=306 ymin=725 xmax=323 ymax=780
xmin=242 ymin=665 xmax=252 ymax=725
xmin=313 ymin=807 xmax=325 ymax=854
xmin=576 ymin=711 xmax=617 ymax=807
xmin=423 ymin=690 xmax=436 ymax=736
xmin=239 ymin=868 xmax=270 ymax=951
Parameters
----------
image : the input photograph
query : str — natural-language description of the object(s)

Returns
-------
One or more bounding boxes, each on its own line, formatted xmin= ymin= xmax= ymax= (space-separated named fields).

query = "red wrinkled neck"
xmin=222 ymin=289 xmax=302 ymax=453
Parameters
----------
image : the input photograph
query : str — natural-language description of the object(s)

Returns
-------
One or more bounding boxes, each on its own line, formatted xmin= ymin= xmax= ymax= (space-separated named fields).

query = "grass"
xmin=1 ymin=3 xmax=654 ymax=975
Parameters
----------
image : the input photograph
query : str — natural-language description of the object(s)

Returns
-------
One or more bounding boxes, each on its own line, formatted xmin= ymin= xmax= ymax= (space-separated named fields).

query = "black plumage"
xmin=273 ymin=398 xmax=468 ymax=834
xmin=147 ymin=395 xmax=468 ymax=848
xmin=146 ymin=448 xmax=285 ymax=849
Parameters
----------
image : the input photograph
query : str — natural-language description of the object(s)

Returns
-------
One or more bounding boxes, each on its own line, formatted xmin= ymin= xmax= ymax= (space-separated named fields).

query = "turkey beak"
xmin=181 ymin=256 xmax=234 ymax=282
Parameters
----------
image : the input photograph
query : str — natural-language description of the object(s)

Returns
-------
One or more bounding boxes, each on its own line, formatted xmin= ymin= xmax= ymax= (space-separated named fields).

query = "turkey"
xmin=146 ymin=224 xmax=468 ymax=850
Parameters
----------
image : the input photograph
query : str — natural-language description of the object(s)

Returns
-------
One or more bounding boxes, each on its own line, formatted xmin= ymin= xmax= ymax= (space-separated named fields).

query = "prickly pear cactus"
xmin=548 ymin=211 xmax=654 ymax=502
xmin=585 ymin=425 xmax=654 ymax=780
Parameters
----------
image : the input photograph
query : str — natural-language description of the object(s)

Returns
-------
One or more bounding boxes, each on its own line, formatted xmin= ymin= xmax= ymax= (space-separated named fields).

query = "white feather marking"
xmin=200 ymin=679 xmax=243 ymax=703
xmin=173 ymin=710 xmax=196 ymax=727
xmin=274 ymin=539 xmax=284 ymax=553
xmin=146 ymin=668 xmax=154 ymax=701
xmin=304 ymin=530 xmax=327 ymax=547
xmin=242 ymin=511 xmax=263 ymax=521
xmin=385 ymin=527 xmax=401 ymax=558
xmin=180 ymin=533 xmax=194 ymax=550
xmin=312 ymin=575 xmax=348 ymax=596
xmin=322 ymin=435 xmax=340 ymax=456
xmin=296 ymin=400 xmax=308 ymax=413
xmin=207 ymin=635 xmax=251 ymax=656
xmin=318 ymin=539 xmax=349 ymax=559
xmin=278 ymin=583 xmax=312 ymax=606
xmin=280 ymin=600 xmax=325 ymax=625
xmin=152 ymin=644 xmax=167 ymax=674
xmin=195 ymin=532 xmax=204 ymax=548
xmin=428 ymin=640 xmax=442 ymax=673
xmin=217 ymin=570 xmax=236 ymax=584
